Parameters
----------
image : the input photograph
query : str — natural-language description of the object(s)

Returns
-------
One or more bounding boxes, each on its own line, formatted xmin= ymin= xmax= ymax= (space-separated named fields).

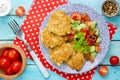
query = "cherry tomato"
xmin=1 ymin=48 xmax=9 ymax=57
xmin=98 ymin=66 xmax=108 ymax=76
xmin=11 ymin=61 xmax=22 ymax=73
xmin=5 ymin=66 xmax=13 ymax=75
xmin=70 ymin=12 xmax=81 ymax=20
xmin=81 ymin=13 xmax=91 ymax=22
xmin=15 ymin=6 xmax=25 ymax=17
xmin=8 ymin=48 xmax=19 ymax=60
xmin=110 ymin=56 xmax=119 ymax=65
xmin=0 ymin=57 xmax=11 ymax=69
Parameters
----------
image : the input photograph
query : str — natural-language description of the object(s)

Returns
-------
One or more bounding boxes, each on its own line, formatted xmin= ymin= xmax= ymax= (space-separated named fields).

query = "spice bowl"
xmin=101 ymin=0 xmax=120 ymax=17
xmin=0 ymin=44 xmax=26 ymax=80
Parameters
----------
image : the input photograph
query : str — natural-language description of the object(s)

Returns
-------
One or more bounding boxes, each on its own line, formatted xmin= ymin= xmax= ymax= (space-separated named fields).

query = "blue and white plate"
xmin=39 ymin=3 xmax=110 ymax=74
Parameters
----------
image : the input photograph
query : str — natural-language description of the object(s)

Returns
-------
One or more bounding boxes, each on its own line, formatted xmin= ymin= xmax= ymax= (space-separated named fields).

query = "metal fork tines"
xmin=8 ymin=19 xmax=49 ymax=78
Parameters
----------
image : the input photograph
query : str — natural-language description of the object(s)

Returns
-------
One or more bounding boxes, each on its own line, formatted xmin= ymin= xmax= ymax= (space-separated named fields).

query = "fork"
xmin=8 ymin=19 xmax=49 ymax=78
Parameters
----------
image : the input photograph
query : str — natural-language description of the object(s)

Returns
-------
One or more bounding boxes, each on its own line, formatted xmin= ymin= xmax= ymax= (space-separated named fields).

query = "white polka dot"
xmin=15 ymin=42 xmax=18 ymax=44
xmin=52 ymin=2 xmax=55 ymax=4
xmin=23 ymin=26 xmax=26 ymax=29
xmin=30 ymin=20 xmax=33 ymax=23
xmin=30 ymin=7 xmax=32 ymax=10
xmin=33 ymin=37 xmax=36 ymax=40
xmin=93 ymin=69 xmax=96 ymax=72
xmin=37 ymin=45 xmax=39 ymax=47
xmin=40 ymin=9 xmax=43 ymax=12
xmin=49 ymin=7 xmax=52 ymax=10
xmin=47 ymin=12 xmax=49 ymax=15
xmin=42 ymin=13 xmax=45 ymax=16
xmin=27 ymin=56 xmax=30 ymax=59
xmin=56 ymin=1 xmax=59 ymax=3
xmin=86 ymin=76 xmax=89 ymax=78
xmin=77 ymin=78 xmax=80 ymax=80
xmin=39 ymin=18 xmax=42 ymax=21
xmin=34 ymin=28 xmax=37 ymax=30
xmin=26 ymin=52 xmax=28 ymax=54
xmin=82 ymin=77 xmax=84 ymax=80
xmin=22 ymin=44 xmax=24 ymax=47
xmin=32 ymin=24 xmax=35 ymax=26
xmin=32 ymin=33 xmax=34 ymax=36
xmin=29 ymin=16 xmax=32 ymax=19
xmin=60 ymin=74 xmax=63 ymax=76
xmin=47 ymin=3 xmax=50 ymax=6
xmin=115 ymin=29 xmax=117 ymax=32
xmin=33 ymin=3 xmax=35 ymax=5
xmin=45 ymin=8 xmax=48 ymax=11
xmin=35 ymin=41 xmax=38 ymax=43
xmin=44 ymin=60 xmax=47 ymax=63
xmin=24 ymin=48 xmax=26 ymax=51
xmin=37 ymin=23 xmax=40 ymax=26
xmin=28 ymin=25 xmax=31 ymax=28
xmin=31 ymin=11 xmax=34 ymax=14
xmin=84 ymin=72 xmax=87 ymax=74
xmin=91 ymin=74 xmax=93 ymax=77
xmin=66 ymin=76 xmax=69 ymax=79
xmin=38 ymin=5 xmax=41 ymax=8
xmin=31 ymin=42 xmax=34 ymax=45
xmin=75 ymin=74 xmax=78 ymax=76
xmin=46 ymin=0 xmax=48 ymax=2
xmin=30 ymin=29 xmax=32 ymax=32
xmin=27 ymin=34 xmax=30 ymax=37
xmin=33 ymin=15 xmax=36 ymax=18
xmin=46 ymin=64 xmax=48 ymax=67
xmin=41 ymin=0 xmax=44 ymax=3
xmin=89 ymin=71 xmax=91 ymax=73
xmin=26 ymin=21 xmax=29 ymax=24
xmin=36 ymin=10 xmax=39 ymax=13
xmin=37 ymin=1 xmax=40 ymax=4
xmin=20 ymin=41 xmax=23 ymax=43
xmin=38 ymin=14 xmax=40 ymax=17
xmin=35 ymin=50 xmax=37 ymax=52
xmin=29 ymin=38 xmax=32 ymax=41
xmin=34 ymin=6 xmax=37 ymax=9
xmin=36 ymin=32 xmax=39 ymax=34
xmin=71 ymin=75 xmax=73 ymax=78
xmin=54 ymin=6 xmax=57 ymax=8
xmin=43 ymin=4 xmax=46 ymax=7
xmin=110 ymin=31 xmax=113 ymax=33
xmin=35 ymin=19 xmax=38 ymax=22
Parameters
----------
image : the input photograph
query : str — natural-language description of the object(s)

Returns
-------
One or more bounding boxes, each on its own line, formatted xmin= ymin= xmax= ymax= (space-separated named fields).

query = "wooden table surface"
xmin=0 ymin=0 xmax=120 ymax=80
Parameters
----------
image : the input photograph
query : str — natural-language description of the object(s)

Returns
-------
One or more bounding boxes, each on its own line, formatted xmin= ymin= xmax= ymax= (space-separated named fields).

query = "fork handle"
xmin=24 ymin=41 xmax=49 ymax=78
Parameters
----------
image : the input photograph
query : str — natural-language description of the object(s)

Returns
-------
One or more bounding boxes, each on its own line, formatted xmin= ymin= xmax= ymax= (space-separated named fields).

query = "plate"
xmin=39 ymin=3 xmax=110 ymax=74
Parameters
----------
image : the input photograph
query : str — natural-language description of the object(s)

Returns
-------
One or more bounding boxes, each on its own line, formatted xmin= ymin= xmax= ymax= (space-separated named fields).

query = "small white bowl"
xmin=0 ymin=0 xmax=11 ymax=16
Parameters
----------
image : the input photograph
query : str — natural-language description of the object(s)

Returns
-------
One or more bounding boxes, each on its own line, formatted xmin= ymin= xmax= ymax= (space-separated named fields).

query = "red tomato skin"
xmin=0 ymin=57 xmax=11 ymax=69
xmin=98 ymin=66 xmax=108 ymax=76
xmin=8 ymin=49 xmax=19 ymax=60
xmin=11 ymin=61 xmax=22 ymax=73
xmin=1 ymin=48 xmax=9 ymax=57
xmin=15 ymin=6 xmax=25 ymax=17
xmin=5 ymin=66 xmax=13 ymax=75
xmin=110 ymin=56 xmax=119 ymax=65
xmin=70 ymin=12 xmax=81 ymax=20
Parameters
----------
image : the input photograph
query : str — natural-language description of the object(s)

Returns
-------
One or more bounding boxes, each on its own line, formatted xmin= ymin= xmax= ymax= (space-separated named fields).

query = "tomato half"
xmin=11 ymin=61 xmax=22 ymax=73
xmin=70 ymin=12 xmax=81 ymax=20
xmin=15 ymin=6 xmax=25 ymax=17
xmin=0 ymin=57 xmax=11 ymax=69
xmin=81 ymin=13 xmax=91 ymax=22
xmin=8 ymin=48 xmax=19 ymax=60
xmin=98 ymin=66 xmax=108 ymax=76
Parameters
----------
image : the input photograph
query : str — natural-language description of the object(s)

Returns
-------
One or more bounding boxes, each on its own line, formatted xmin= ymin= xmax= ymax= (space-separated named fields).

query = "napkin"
xmin=13 ymin=0 xmax=117 ymax=80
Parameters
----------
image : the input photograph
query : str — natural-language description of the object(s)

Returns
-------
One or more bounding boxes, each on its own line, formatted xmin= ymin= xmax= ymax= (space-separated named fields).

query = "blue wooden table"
xmin=0 ymin=0 xmax=120 ymax=80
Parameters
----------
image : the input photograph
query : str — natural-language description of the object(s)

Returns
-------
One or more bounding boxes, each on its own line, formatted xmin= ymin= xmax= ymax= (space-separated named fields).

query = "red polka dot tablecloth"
xmin=13 ymin=0 xmax=117 ymax=80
